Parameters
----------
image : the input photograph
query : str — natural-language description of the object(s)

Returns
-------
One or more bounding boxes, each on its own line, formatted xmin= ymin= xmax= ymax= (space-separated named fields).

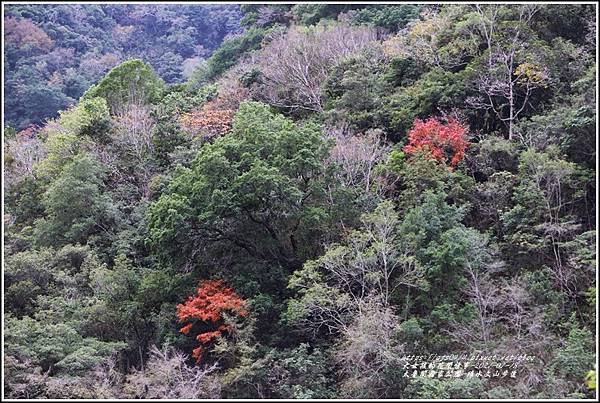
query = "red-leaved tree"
xmin=403 ymin=117 xmax=469 ymax=168
xmin=177 ymin=280 xmax=248 ymax=363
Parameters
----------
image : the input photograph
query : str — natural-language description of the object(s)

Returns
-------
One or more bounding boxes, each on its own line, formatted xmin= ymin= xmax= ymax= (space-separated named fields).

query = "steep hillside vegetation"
xmin=3 ymin=4 xmax=242 ymax=130
xmin=3 ymin=3 xmax=597 ymax=399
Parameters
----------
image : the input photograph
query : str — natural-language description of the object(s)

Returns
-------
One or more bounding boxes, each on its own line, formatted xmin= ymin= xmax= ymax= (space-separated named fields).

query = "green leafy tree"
xmin=286 ymin=201 xmax=428 ymax=335
xmin=34 ymin=154 xmax=115 ymax=247
xmin=221 ymin=343 xmax=334 ymax=398
xmin=59 ymin=97 xmax=111 ymax=142
xmin=502 ymin=147 xmax=585 ymax=294
xmin=147 ymin=101 xmax=347 ymax=271
xmin=150 ymin=84 xmax=217 ymax=167
xmin=5 ymin=315 xmax=125 ymax=375
xmin=188 ymin=28 xmax=266 ymax=86
xmin=323 ymin=52 xmax=387 ymax=133
xmin=347 ymin=5 xmax=421 ymax=32
xmin=549 ymin=313 xmax=595 ymax=382
xmin=83 ymin=59 xmax=164 ymax=113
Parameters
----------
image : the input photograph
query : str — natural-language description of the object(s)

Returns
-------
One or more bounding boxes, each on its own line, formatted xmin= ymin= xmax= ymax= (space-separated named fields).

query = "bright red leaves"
xmin=176 ymin=280 xmax=247 ymax=363
xmin=403 ymin=117 xmax=469 ymax=169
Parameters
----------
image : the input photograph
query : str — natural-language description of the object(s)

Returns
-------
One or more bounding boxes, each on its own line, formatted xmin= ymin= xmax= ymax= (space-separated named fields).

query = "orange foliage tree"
xmin=180 ymin=99 xmax=235 ymax=139
xmin=176 ymin=280 xmax=248 ymax=363
xmin=403 ymin=117 xmax=469 ymax=169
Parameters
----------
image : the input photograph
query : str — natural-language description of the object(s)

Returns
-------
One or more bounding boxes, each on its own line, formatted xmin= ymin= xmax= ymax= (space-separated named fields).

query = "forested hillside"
xmin=3 ymin=3 xmax=597 ymax=399
xmin=3 ymin=4 xmax=242 ymax=130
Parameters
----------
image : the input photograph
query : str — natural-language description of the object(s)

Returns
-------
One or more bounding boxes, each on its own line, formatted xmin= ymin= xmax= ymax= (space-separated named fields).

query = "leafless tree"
xmin=467 ymin=4 xmax=546 ymax=140
xmin=584 ymin=6 xmax=597 ymax=49
xmin=254 ymin=5 xmax=290 ymax=28
xmin=109 ymin=103 xmax=157 ymax=197
xmin=257 ymin=23 xmax=377 ymax=112
xmin=3 ymin=355 xmax=50 ymax=399
xmin=79 ymin=52 xmax=121 ymax=80
xmin=87 ymin=355 xmax=123 ymax=398
xmin=3 ymin=127 xmax=46 ymax=190
xmin=447 ymin=230 xmax=506 ymax=348
xmin=289 ymin=201 xmax=427 ymax=336
xmin=326 ymin=128 xmax=393 ymax=198
xmin=326 ymin=201 xmax=426 ymax=311
xmin=111 ymin=104 xmax=155 ymax=162
xmin=215 ymin=59 xmax=254 ymax=110
xmin=334 ymin=298 xmax=405 ymax=398
xmin=488 ymin=276 xmax=557 ymax=396
xmin=522 ymin=150 xmax=581 ymax=297
xmin=122 ymin=345 xmax=221 ymax=399
xmin=462 ymin=261 xmax=503 ymax=346
xmin=499 ymin=275 xmax=533 ymax=341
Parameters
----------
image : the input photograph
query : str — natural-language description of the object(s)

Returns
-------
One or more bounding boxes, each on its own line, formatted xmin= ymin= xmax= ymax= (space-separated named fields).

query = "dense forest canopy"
xmin=3 ymin=2 xmax=598 ymax=400
xmin=3 ymin=4 xmax=242 ymax=130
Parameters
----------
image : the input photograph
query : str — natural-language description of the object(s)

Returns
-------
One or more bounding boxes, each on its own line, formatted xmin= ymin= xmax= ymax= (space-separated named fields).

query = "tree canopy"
xmin=3 ymin=3 xmax=597 ymax=400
